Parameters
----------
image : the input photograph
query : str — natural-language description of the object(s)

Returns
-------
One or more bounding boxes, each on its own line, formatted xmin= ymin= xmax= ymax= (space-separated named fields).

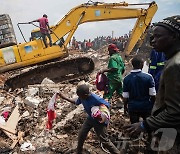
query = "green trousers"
xmin=104 ymin=80 xmax=122 ymax=99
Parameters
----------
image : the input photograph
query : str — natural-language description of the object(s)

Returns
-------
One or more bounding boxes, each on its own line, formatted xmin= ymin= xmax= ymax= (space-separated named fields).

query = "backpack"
xmin=95 ymin=73 xmax=109 ymax=92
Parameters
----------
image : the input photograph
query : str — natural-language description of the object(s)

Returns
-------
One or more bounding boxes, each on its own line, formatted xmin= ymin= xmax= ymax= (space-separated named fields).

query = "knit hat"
xmin=43 ymin=14 xmax=48 ymax=18
xmin=156 ymin=15 xmax=180 ymax=34
xmin=108 ymin=44 xmax=119 ymax=51
xmin=76 ymin=84 xmax=90 ymax=95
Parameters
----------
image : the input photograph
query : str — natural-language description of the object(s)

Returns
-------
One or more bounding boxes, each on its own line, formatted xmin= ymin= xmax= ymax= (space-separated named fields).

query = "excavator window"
xmin=55 ymin=37 xmax=65 ymax=47
xmin=30 ymin=31 xmax=42 ymax=41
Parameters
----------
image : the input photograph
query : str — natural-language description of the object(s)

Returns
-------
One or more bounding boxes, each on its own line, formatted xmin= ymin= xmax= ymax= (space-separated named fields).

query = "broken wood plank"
xmin=2 ymin=131 xmax=24 ymax=149
xmin=0 ymin=105 xmax=20 ymax=134
xmin=10 ymin=139 xmax=18 ymax=149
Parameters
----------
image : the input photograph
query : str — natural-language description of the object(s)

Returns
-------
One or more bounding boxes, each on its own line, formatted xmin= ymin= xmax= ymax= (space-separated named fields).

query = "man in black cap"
xmin=124 ymin=15 xmax=180 ymax=153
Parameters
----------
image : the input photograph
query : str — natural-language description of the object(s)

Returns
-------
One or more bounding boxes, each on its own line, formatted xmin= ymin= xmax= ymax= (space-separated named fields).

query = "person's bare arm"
xmin=28 ymin=19 xmax=39 ymax=24
xmin=150 ymin=95 xmax=156 ymax=104
xmin=123 ymin=97 xmax=128 ymax=115
xmin=100 ymin=68 xmax=117 ymax=74
xmin=58 ymin=92 xmax=76 ymax=104
xmin=46 ymin=22 xmax=51 ymax=29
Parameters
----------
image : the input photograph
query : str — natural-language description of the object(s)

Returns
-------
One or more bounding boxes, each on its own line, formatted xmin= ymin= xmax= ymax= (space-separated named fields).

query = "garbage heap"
xmin=0 ymin=47 xmax=150 ymax=154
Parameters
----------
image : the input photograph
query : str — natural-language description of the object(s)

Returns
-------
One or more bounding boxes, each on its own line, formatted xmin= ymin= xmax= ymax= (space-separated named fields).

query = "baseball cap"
xmin=108 ymin=44 xmax=119 ymax=51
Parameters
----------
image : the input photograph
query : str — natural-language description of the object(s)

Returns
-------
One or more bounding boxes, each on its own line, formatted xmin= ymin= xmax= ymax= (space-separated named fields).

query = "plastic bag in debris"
xmin=46 ymin=93 xmax=57 ymax=129
xmin=20 ymin=142 xmax=35 ymax=151
xmin=0 ymin=116 xmax=5 ymax=125
xmin=2 ymin=111 xmax=9 ymax=121
xmin=91 ymin=104 xmax=110 ymax=124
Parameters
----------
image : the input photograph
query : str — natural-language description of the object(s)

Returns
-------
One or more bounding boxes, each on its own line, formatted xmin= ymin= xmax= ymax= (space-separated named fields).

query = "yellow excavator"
xmin=0 ymin=1 xmax=158 ymax=89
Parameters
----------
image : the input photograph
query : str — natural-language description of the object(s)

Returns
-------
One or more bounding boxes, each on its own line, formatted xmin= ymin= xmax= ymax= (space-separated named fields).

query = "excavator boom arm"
xmin=51 ymin=1 xmax=158 ymax=54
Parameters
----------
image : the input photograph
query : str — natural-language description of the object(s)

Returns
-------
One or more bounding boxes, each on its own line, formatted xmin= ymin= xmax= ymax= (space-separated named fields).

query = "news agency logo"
xmin=115 ymin=128 xmax=177 ymax=152
xmin=151 ymin=128 xmax=177 ymax=151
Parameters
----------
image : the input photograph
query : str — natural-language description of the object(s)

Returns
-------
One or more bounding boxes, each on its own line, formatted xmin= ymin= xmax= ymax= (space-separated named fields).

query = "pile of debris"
xmin=0 ymin=47 xmax=150 ymax=154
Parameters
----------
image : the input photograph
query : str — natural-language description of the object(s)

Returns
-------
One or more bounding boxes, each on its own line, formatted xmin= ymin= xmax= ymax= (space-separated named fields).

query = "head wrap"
xmin=108 ymin=44 xmax=119 ymax=52
xmin=156 ymin=15 xmax=180 ymax=34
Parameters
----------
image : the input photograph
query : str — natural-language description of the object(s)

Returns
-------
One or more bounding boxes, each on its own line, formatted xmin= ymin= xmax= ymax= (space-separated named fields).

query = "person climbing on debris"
xmin=124 ymin=15 xmax=180 ymax=153
xmin=58 ymin=84 xmax=120 ymax=154
xmin=123 ymin=56 xmax=156 ymax=123
xmin=29 ymin=14 xmax=52 ymax=48
xmin=100 ymin=43 xmax=125 ymax=102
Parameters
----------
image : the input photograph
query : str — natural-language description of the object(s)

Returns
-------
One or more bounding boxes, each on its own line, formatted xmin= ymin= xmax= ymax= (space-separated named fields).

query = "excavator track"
xmin=4 ymin=57 xmax=94 ymax=90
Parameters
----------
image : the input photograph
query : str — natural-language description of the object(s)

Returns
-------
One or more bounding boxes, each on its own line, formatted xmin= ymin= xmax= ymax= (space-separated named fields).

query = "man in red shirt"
xmin=31 ymin=14 xmax=52 ymax=48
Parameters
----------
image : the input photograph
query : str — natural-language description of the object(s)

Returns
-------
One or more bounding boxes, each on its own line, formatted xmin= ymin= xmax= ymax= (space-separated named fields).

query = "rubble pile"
xmin=0 ymin=47 xmax=149 ymax=153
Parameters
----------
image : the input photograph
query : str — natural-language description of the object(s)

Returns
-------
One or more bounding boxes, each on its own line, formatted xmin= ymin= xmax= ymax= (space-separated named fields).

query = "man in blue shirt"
xmin=123 ymin=56 xmax=156 ymax=124
xmin=58 ymin=84 xmax=120 ymax=154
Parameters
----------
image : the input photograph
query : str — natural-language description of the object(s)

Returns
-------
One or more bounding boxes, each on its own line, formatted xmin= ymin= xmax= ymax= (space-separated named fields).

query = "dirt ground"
xmin=0 ymin=44 xmax=152 ymax=154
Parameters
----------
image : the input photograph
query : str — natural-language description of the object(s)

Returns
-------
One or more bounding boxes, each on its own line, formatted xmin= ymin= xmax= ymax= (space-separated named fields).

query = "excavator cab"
xmin=30 ymin=29 xmax=42 ymax=41
xmin=30 ymin=26 xmax=53 ymax=41
xmin=30 ymin=26 xmax=65 ymax=47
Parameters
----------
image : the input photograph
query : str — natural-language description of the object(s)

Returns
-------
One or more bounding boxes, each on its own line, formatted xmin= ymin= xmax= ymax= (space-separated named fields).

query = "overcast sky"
xmin=1 ymin=0 xmax=180 ymax=43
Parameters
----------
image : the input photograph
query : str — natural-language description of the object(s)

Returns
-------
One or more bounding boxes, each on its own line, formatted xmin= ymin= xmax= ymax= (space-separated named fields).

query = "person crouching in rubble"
xmin=58 ymin=84 xmax=120 ymax=154
xmin=124 ymin=15 xmax=180 ymax=153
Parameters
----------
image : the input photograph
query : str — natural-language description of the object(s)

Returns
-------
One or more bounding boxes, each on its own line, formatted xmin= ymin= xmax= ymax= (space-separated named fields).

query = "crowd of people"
xmin=57 ymin=15 xmax=180 ymax=154
xmin=70 ymin=32 xmax=130 ymax=52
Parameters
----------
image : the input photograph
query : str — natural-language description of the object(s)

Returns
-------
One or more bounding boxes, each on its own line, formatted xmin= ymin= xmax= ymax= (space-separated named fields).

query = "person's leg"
xmin=103 ymin=81 xmax=116 ymax=100
xmin=47 ymin=33 xmax=52 ymax=47
xmin=41 ymin=33 xmax=48 ymax=48
xmin=112 ymin=81 xmax=124 ymax=108
xmin=77 ymin=118 xmax=93 ymax=154
xmin=140 ymin=111 xmax=151 ymax=120
xmin=129 ymin=111 xmax=140 ymax=124
xmin=139 ymin=111 xmax=153 ymax=145
xmin=94 ymin=123 xmax=120 ymax=154
xmin=116 ymin=81 xmax=123 ymax=96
